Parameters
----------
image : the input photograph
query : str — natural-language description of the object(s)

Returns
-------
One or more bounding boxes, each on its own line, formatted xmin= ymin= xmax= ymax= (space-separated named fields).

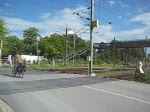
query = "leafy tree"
xmin=6 ymin=36 xmax=24 ymax=56
xmin=67 ymin=34 xmax=90 ymax=60
xmin=0 ymin=18 xmax=9 ymax=38
xmin=1 ymin=38 xmax=9 ymax=56
xmin=23 ymin=27 xmax=40 ymax=55
xmin=39 ymin=34 xmax=66 ymax=59
xmin=96 ymin=40 xmax=145 ymax=64
xmin=0 ymin=18 xmax=9 ymax=57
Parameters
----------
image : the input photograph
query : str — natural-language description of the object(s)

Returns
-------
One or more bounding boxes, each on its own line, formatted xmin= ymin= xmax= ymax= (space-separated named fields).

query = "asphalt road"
xmin=0 ymin=69 xmax=150 ymax=112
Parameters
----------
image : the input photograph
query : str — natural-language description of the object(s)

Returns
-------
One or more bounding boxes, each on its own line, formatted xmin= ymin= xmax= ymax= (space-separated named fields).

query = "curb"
xmin=0 ymin=99 xmax=14 ymax=112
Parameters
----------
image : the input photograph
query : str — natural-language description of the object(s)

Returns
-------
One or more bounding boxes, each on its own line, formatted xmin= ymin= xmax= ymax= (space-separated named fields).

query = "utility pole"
xmin=73 ymin=31 xmax=76 ymax=67
xmin=36 ymin=36 xmax=40 ymax=67
xmin=0 ymin=39 xmax=3 ymax=67
xmin=89 ymin=0 xmax=94 ymax=76
xmin=113 ymin=37 xmax=116 ymax=69
xmin=145 ymin=36 xmax=147 ymax=68
xmin=65 ymin=26 xmax=68 ymax=65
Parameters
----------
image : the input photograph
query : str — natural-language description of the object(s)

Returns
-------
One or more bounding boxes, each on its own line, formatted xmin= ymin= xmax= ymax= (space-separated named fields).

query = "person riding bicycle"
xmin=15 ymin=52 xmax=23 ymax=64
xmin=14 ymin=52 xmax=25 ymax=73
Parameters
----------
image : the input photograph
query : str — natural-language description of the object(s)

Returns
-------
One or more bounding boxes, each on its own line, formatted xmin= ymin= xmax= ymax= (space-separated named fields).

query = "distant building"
xmin=8 ymin=55 xmax=48 ymax=65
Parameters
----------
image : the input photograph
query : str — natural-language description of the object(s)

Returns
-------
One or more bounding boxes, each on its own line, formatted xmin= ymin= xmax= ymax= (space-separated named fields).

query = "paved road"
xmin=0 ymin=69 xmax=150 ymax=112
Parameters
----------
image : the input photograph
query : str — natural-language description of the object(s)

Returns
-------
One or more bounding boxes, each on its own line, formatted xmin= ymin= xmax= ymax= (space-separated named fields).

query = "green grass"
xmin=27 ymin=60 xmax=89 ymax=70
xmin=26 ymin=61 xmax=136 ymax=71
xmin=0 ymin=66 xmax=12 ymax=70
xmin=97 ymin=70 xmax=135 ymax=78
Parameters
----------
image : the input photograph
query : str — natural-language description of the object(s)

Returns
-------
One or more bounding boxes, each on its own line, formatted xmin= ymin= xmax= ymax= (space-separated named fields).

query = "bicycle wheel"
xmin=21 ymin=67 xmax=24 ymax=78
xmin=12 ymin=67 xmax=16 ymax=77
xmin=18 ymin=67 xmax=24 ymax=78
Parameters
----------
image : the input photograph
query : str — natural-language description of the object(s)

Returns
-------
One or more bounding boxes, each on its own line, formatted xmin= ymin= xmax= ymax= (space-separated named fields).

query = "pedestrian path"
xmin=0 ymin=99 xmax=14 ymax=112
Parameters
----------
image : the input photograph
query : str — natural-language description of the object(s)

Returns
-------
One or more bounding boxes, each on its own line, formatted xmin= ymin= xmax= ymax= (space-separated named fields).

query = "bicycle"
xmin=12 ymin=62 xmax=26 ymax=78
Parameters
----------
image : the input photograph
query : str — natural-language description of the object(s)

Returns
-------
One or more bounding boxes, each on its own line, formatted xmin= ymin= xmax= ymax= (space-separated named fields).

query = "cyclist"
xmin=15 ymin=52 xmax=23 ymax=64
xmin=14 ymin=52 xmax=24 ymax=74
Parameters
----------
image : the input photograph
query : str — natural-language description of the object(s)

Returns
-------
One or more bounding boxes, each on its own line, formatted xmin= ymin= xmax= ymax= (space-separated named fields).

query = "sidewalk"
xmin=0 ymin=99 xmax=14 ymax=112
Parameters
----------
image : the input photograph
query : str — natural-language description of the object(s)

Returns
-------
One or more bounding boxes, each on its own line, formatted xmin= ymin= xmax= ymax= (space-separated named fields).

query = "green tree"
xmin=67 ymin=34 xmax=90 ymax=60
xmin=6 ymin=36 xmax=24 ymax=55
xmin=0 ymin=18 xmax=9 ymax=57
xmin=0 ymin=18 xmax=9 ymax=38
xmin=96 ymin=40 xmax=145 ymax=65
xmin=39 ymin=34 xmax=66 ymax=59
xmin=23 ymin=27 xmax=40 ymax=55
xmin=1 ymin=38 xmax=9 ymax=56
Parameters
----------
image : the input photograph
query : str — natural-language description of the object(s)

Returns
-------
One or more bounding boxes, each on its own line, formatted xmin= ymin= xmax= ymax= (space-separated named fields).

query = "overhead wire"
xmin=2 ymin=0 xmax=148 ymax=38
xmin=23 ymin=0 xmax=62 ymax=10
xmin=94 ymin=0 xmax=146 ymax=28
xmin=121 ymin=0 xmax=148 ymax=12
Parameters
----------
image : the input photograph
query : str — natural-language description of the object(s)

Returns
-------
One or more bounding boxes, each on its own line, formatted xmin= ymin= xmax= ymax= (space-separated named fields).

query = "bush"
xmin=134 ymin=68 xmax=150 ymax=83
xmin=134 ymin=69 xmax=145 ymax=82
xmin=144 ymin=69 xmax=150 ymax=83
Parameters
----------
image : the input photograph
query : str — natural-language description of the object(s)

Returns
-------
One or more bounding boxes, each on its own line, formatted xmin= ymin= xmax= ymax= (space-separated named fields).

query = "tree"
xmin=6 ymin=36 xmax=24 ymax=56
xmin=1 ymin=38 xmax=9 ymax=57
xmin=96 ymin=39 xmax=145 ymax=65
xmin=23 ymin=27 xmax=40 ymax=55
xmin=66 ymin=34 xmax=90 ymax=60
xmin=0 ymin=18 xmax=9 ymax=38
xmin=39 ymin=34 xmax=66 ymax=59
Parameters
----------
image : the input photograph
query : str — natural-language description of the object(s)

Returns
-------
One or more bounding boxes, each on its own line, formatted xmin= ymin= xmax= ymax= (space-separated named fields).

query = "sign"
xmin=86 ymin=56 xmax=91 ymax=61
xmin=92 ymin=20 xmax=99 ymax=27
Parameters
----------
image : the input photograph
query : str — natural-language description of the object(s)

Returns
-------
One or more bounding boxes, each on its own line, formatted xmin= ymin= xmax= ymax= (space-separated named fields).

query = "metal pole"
xmin=37 ymin=41 xmax=39 ymax=67
xmin=113 ymin=37 xmax=116 ymax=69
xmin=73 ymin=33 xmax=76 ymax=66
xmin=0 ymin=39 xmax=2 ymax=67
xmin=37 ymin=41 xmax=38 ymax=57
xmin=145 ymin=36 xmax=147 ymax=68
xmin=89 ymin=0 xmax=94 ymax=76
xmin=65 ymin=27 xmax=68 ymax=65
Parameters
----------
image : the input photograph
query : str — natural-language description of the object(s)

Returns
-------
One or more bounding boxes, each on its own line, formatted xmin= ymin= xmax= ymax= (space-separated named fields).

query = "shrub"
xmin=134 ymin=68 xmax=150 ymax=83
xmin=144 ymin=69 xmax=150 ymax=83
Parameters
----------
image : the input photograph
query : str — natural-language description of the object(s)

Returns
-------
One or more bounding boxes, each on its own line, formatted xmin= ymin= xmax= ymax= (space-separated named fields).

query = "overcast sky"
xmin=0 ymin=0 xmax=150 ymax=43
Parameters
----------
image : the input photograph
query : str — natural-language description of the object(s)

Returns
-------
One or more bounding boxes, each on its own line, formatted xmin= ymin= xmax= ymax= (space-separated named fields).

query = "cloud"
xmin=2 ymin=5 xmax=89 ymax=38
xmin=40 ymin=13 xmax=51 ymax=20
xmin=81 ymin=11 xmax=150 ymax=43
xmin=126 ymin=12 xmax=131 ymax=15
xmin=93 ymin=25 xmax=115 ymax=43
xmin=115 ymin=27 xmax=149 ymax=41
xmin=114 ymin=13 xmax=150 ymax=41
xmin=2 ymin=4 xmax=150 ymax=43
xmin=118 ymin=16 xmax=122 ymax=19
xmin=109 ymin=1 xmax=115 ymax=6
xmin=137 ymin=7 xmax=144 ymax=13
xmin=130 ymin=12 xmax=150 ymax=26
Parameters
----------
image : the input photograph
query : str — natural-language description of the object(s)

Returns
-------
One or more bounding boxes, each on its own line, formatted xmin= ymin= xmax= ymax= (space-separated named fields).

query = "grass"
xmin=0 ymin=66 xmax=12 ymax=70
xmin=4 ymin=59 xmax=134 ymax=70
xmin=97 ymin=70 xmax=135 ymax=78
xmin=27 ymin=60 xmax=90 ymax=70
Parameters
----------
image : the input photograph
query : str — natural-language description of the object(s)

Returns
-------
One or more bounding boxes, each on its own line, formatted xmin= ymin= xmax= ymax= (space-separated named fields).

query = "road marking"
xmin=83 ymin=86 xmax=150 ymax=105
xmin=29 ymin=75 xmax=49 ymax=80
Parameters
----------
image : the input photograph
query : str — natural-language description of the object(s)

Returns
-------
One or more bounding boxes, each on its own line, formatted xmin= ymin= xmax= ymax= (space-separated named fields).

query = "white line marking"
xmin=83 ymin=86 xmax=150 ymax=105
xmin=29 ymin=76 xmax=49 ymax=80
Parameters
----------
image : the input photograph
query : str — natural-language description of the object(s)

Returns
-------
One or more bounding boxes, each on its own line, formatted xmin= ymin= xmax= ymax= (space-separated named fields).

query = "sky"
xmin=0 ymin=0 xmax=150 ymax=43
